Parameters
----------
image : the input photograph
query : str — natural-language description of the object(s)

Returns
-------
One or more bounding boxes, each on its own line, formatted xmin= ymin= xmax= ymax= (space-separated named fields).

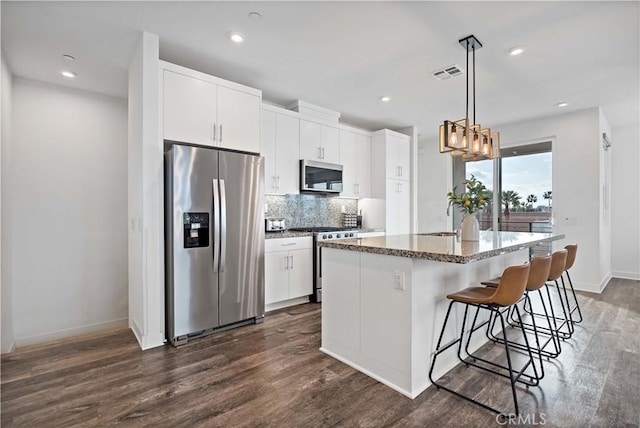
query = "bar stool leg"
xmin=430 ymin=303 xmax=525 ymax=417
xmin=563 ymin=272 xmax=583 ymax=323
xmin=554 ymin=279 xmax=574 ymax=337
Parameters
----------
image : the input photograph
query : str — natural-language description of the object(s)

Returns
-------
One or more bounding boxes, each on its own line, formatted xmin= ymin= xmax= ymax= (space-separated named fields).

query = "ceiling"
xmin=2 ymin=1 xmax=638 ymax=139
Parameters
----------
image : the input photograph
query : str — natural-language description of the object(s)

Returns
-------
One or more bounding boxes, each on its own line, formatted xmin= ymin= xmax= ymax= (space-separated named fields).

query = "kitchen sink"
xmin=418 ymin=232 xmax=458 ymax=237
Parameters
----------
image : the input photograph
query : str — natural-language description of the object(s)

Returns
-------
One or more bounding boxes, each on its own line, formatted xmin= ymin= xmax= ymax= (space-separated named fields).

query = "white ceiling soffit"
xmin=2 ymin=1 xmax=639 ymax=137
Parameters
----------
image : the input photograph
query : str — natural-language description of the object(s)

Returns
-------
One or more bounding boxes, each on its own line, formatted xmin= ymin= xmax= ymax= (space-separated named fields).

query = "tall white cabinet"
xmin=371 ymin=129 xmax=412 ymax=235
xmin=161 ymin=61 xmax=261 ymax=153
xmin=261 ymin=105 xmax=300 ymax=194
xmin=339 ymin=128 xmax=371 ymax=198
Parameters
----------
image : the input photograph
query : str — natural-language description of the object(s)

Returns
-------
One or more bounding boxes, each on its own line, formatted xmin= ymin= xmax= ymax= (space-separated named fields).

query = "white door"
xmin=276 ymin=113 xmax=300 ymax=194
xmin=397 ymin=181 xmax=411 ymax=234
xmin=288 ymin=248 xmax=314 ymax=298
xmin=356 ymin=133 xmax=371 ymax=198
xmin=321 ymin=125 xmax=340 ymax=164
xmin=217 ymin=85 xmax=261 ymax=153
xmin=396 ymin=136 xmax=411 ymax=181
xmin=163 ymin=70 xmax=217 ymax=146
xmin=265 ymin=251 xmax=290 ymax=305
xmin=386 ymin=179 xmax=399 ymax=236
xmin=300 ymin=119 xmax=323 ymax=160
xmin=339 ymin=130 xmax=357 ymax=197
xmin=261 ymin=110 xmax=277 ymax=192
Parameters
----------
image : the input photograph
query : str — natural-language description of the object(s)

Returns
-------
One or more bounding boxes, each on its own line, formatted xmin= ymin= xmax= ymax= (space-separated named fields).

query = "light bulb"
xmin=461 ymin=131 xmax=467 ymax=148
xmin=449 ymin=125 xmax=458 ymax=147
xmin=482 ymin=136 xmax=490 ymax=155
xmin=472 ymin=133 xmax=480 ymax=152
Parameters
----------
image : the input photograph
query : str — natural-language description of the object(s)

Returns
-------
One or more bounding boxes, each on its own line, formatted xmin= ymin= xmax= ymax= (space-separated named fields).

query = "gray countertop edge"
xmin=265 ymin=231 xmax=314 ymax=239
xmin=265 ymin=228 xmax=386 ymax=239
xmin=318 ymin=234 xmax=566 ymax=264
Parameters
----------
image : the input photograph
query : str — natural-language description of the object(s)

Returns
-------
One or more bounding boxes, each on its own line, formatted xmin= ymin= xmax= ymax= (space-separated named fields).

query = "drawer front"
xmin=265 ymin=236 xmax=313 ymax=253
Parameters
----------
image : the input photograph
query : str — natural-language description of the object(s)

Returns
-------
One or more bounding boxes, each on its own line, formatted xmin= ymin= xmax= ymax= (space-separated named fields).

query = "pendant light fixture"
xmin=439 ymin=35 xmax=500 ymax=160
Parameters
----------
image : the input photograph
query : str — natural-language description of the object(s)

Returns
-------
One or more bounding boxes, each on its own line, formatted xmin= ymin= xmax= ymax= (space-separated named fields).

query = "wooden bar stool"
xmin=562 ymin=244 xmax=583 ymax=324
xmin=428 ymin=264 xmax=535 ymax=417
xmin=478 ymin=255 xmax=559 ymax=375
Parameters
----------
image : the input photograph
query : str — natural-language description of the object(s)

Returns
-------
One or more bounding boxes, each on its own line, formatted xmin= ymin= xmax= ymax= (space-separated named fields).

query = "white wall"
xmin=417 ymin=133 xmax=452 ymax=233
xmin=417 ymin=108 xmax=616 ymax=293
xmin=598 ymin=109 xmax=612 ymax=285
xmin=128 ymin=32 xmax=164 ymax=350
xmin=1 ymin=49 xmax=15 ymax=353
xmin=498 ymin=108 xmax=608 ymax=292
xmin=610 ymin=123 xmax=640 ymax=279
xmin=10 ymin=77 xmax=128 ymax=346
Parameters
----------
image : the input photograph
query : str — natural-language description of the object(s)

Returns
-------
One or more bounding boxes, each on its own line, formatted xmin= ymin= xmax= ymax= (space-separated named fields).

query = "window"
xmin=454 ymin=141 xmax=552 ymax=256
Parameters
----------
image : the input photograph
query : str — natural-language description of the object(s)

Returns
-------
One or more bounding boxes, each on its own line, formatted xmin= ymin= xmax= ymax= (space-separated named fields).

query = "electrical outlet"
xmin=393 ymin=270 xmax=405 ymax=290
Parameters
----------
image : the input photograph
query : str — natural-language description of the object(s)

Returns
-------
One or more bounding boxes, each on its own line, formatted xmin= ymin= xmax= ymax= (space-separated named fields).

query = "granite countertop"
xmin=317 ymin=231 xmax=565 ymax=264
xmin=265 ymin=228 xmax=386 ymax=240
xmin=265 ymin=230 xmax=314 ymax=239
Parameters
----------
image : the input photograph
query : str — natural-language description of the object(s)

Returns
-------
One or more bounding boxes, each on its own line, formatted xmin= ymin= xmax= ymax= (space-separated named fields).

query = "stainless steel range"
xmin=288 ymin=227 xmax=358 ymax=302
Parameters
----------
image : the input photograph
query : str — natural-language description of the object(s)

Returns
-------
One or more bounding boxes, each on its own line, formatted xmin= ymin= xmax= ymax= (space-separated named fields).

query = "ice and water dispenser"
xmin=183 ymin=212 xmax=209 ymax=248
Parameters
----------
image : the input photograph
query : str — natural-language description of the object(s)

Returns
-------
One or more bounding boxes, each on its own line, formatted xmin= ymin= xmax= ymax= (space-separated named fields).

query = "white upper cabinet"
xmin=339 ymin=129 xmax=371 ymax=198
xmin=261 ymin=106 xmax=300 ymax=194
xmin=216 ymin=86 xmax=261 ymax=153
xmin=163 ymin=70 xmax=217 ymax=146
xmin=384 ymin=133 xmax=411 ymax=181
xmin=300 ymin=119 xmax=340 ymax=164
xmin=161 ymin=61 xmax=261 ymax=153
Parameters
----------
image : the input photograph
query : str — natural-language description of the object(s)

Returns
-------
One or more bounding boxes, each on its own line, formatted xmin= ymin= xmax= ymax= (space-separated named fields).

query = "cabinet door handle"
xmin=318 ymin=147 xmax=322 ymax=159
xmin=281 ymin=242 xmax=297 ymax=247
xmin=289 ymin=255 xmax=294 ymax=270
xmin=276 ymin=176 xmax=280 ymax=190
xmin=212 ymin=123 xmax=217 ymax=143
xmin=321 ymin=147 xmax=325 ymax=159
xmin=219 ymin=124 xmax=223 ymax=144
xmin=285 ymin=255 xmax=290 ymax=270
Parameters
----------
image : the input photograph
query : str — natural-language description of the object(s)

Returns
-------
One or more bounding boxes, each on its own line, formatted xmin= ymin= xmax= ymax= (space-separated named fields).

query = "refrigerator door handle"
xmin=219 ymin=179 xmax=227 ymax=272
xmin=212 ymin=179 xmax=220 ymax=273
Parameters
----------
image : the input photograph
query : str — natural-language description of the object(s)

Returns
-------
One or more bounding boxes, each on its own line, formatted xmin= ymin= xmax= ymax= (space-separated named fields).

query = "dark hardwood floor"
xmin=2 ymin=278 xmax=639 ymax=427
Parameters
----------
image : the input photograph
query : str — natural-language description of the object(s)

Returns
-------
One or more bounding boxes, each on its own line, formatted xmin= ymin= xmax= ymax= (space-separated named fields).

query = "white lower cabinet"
xmin=265 ymin=237 xmax=313 ymax=308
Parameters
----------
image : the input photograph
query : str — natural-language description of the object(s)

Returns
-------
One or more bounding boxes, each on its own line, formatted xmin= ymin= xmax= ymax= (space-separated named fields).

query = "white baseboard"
xmin=14 ymin=318 xmax=129 ymax=348
xmin=266 ymin=296 xmax=311 ymax=312
xmin=612 ymin=271 xmax=640 ymax=280
xmin=1 ymin=341 xmax=16 ymax=354
xmin=129 ymin=316 xmax=164 ymax=350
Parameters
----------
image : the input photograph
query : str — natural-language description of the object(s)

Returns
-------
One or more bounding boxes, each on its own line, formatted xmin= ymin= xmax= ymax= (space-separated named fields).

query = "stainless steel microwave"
xmin=300 ymin=160 xmax=343 ymax=194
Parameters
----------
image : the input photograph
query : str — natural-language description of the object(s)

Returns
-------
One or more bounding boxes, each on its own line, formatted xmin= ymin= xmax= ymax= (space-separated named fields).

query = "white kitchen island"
xmin=318 ymin=231 xmax=564 ymax=399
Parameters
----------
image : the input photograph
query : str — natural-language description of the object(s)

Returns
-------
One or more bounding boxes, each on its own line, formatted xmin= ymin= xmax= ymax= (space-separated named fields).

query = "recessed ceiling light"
xmin=61 ymin=70 xmax=76 ymax=78
xmin=509 ymin=47 xmax=525 ymax=56
xmin=380 ymin=96 xmax=391 ymax=102
xmin=248 ymin=12 xmax=262 ymax=21
xmin=556 ymin=102 xmax=568 ymax=107
xmin=62 ymin=54 xmax=75 ymax=61
xmin=229 ymin=32 xmax=245 ymax=43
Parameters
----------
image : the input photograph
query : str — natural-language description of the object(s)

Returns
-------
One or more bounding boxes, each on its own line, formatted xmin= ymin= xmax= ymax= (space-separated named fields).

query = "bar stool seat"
xmin=429 ymin=263 xmax=536 ymax=418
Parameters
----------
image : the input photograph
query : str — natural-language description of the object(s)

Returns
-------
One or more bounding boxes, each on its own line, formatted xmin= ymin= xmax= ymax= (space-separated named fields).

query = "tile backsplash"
xmin=265 ymin=194 xmax=358 ymax=228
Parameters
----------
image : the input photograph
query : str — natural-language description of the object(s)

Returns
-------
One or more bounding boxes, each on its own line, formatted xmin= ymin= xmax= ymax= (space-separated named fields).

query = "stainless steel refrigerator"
xmin=165 ymin=144 xmax=265 ymax=346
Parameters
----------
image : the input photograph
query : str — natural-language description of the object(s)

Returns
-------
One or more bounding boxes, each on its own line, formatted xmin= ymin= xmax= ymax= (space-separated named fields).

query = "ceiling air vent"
xmin=432 ymin=64 xmax=464 ymax=80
